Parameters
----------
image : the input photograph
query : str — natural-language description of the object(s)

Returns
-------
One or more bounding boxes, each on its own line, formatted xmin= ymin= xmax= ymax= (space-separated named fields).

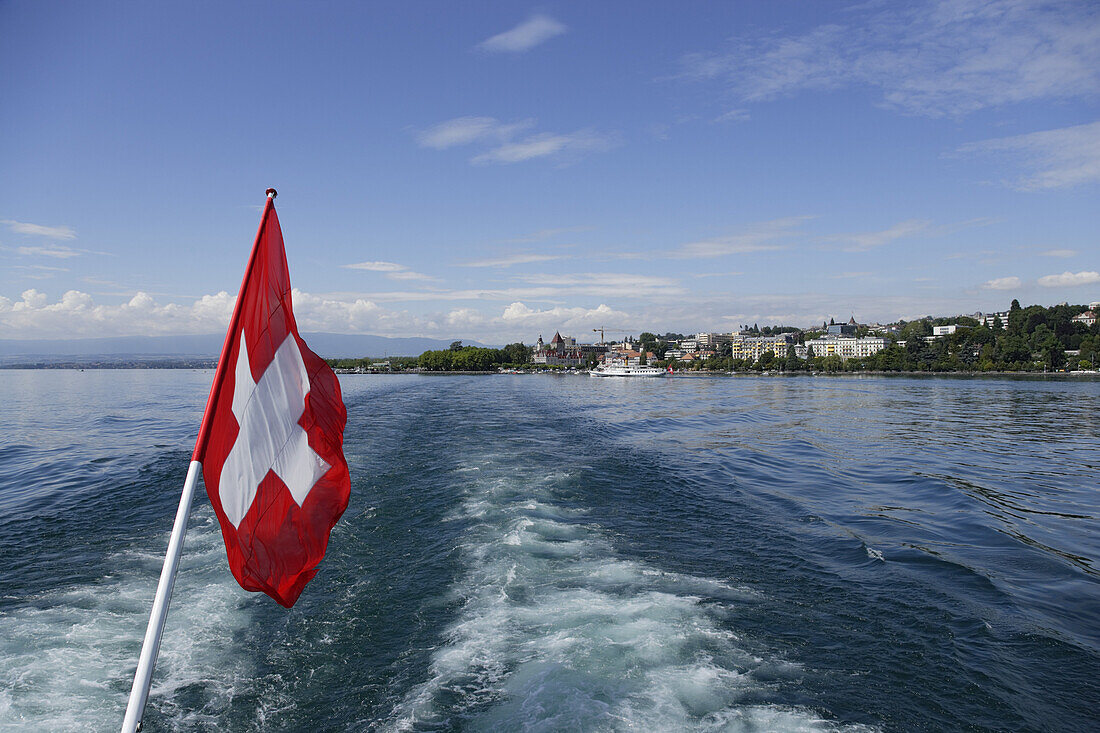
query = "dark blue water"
xmin=1 ymin=371 xmax=1097 ymax=731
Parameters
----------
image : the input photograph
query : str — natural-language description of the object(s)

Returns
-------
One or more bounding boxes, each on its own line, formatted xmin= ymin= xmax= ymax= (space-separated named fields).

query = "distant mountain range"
xmin=0 ymin=333 xmax=490 ymax=363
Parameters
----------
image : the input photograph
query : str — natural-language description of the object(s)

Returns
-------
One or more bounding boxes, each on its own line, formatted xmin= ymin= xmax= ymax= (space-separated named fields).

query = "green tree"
xmin=502 ymin=342 xmax=529 ymax=364
xmin=784 ymin=345 xmax=802 ymax=371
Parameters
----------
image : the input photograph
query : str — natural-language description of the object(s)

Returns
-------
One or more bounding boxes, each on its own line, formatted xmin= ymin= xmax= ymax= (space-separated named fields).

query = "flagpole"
xmin=121 ymin=460 xmax=202 ymax=733
xmin=121 ymin=188 xmax=278 ymax=733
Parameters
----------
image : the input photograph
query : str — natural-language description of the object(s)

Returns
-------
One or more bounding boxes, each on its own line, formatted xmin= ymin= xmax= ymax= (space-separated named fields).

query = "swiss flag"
xmin=194 ymin=191 xmax=350 ymax=608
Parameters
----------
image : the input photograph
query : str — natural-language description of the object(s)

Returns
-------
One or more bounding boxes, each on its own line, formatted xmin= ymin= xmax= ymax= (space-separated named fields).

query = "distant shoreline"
xmin=3 ymin=364 xmax=1097 ymax=379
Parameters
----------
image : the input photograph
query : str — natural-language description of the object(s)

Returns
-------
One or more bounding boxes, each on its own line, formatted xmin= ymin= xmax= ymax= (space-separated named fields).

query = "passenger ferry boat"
xmin=589 ymin=361 xmax=668 ymax=377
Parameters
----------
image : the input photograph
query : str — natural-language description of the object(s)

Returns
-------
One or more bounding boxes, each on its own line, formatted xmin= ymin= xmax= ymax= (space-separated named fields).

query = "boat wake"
xmin=0 ymin=509 xmax=277 ymax=732
xmin=386 ymin=452 xmax=870 ymax=732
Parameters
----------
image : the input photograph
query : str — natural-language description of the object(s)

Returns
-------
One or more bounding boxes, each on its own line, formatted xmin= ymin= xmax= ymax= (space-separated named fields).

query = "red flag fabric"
xmin=193 ymin=194 xmax=349 ymax=608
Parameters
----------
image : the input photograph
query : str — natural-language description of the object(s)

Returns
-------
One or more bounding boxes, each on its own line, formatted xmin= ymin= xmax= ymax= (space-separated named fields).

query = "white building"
xmin=730 ymin=334 xmax=797 ymax=362
xmin=977 ymin=311 xmax=1009 ymax=329
xmin=1073 ymin=310 xmax=1097 ymax=327
xmin=805 ymin=336 xmax=887 ymax=360
xmin=932 ymin=324 xmax=958 ymax=336
xmin=695 ymin=332 xmax=733 ymax=349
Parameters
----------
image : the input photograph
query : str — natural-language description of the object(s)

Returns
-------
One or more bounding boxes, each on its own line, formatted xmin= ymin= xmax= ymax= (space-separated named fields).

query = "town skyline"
xmin=2 ymin=1 xmax=1098 ymax=344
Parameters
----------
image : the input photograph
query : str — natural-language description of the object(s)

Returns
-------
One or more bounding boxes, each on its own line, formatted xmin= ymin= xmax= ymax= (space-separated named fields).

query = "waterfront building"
xmin=805 ymin=335 xmax=887 ymax=360
xmin=532 ymin=331 xmax=592 ymax=366
xmin=1073 ymin=310 xmax=1097 ymax=327
xmin=826 ymin=317 xmax=858 ymax=336
xmin=730 ymin=333 xmax=798 ymax=362
xmin=694 ymin=332 xmax=733 ymax=349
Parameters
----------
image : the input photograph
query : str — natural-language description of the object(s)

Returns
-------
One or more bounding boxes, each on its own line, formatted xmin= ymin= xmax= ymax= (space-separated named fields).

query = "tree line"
xmin=417 ymin=341 xmax=530 ymax=371
xmin=659 ymin=301 xmax=1097 ymax=373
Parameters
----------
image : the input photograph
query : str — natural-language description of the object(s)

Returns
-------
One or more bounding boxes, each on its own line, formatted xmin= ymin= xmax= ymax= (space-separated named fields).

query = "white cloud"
xmin=385 ymin=270 xmax=436 ymax=281
xmin=0 ymin=288 xmax=430 ymax=340
xmin=957 ymin=120 xmax=1100 ymax=190
xmin=341 ymin=260 xmax=436 ymax=281
xmin=1040 ymin=248 xmax=1077 ymax=257
xmin=692 ymin=271 xmax=744 ymax=278
xmin=15 ymin=245 xmax=83 ymax=258
xmin=678 ymin=0 xmax=1100 ymax=117
xmin=2 ymin=220 xmax=77 ymax=240
xmin=10 ymin=264 xmax=69 ymax=280
xmin=341 ymin=261 xmax=405 ymax=272
xmin=0 ymin=288 xmax=236 ymax=339
xmin=499 ymin=301 xmax=631 ymax=336
xmin=828 ymin=219 xmax=931 ymax=252
xmin=1 ymin=286 xmax=1055 ymax=343
xmin=714 ymin=109 xmax=751 ymax=123
xmin=416 ymin=117 xmax=533 ymax=150
xmin=471 ymin=130 xmax=613 ymax=165
xmin=461 ymin=253 xmax=567 ymax=268
xmin=417 ymin=116 xmax=614 ymax=165
xmin=982 ymin=276 xmax=1023 ymax=290
xmin=1037 ymin=270 xmax=1100 ymax=287
xmin=513 ymin=272 xmax=680 ymax=298
xmin=478 ymin=14 xmax=567 ymax=53
xmin=674 ymin=216 xmax=810 ymax=258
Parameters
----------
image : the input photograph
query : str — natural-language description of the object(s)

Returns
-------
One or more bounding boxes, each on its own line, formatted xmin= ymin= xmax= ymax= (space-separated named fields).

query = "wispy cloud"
xmin=478 ymin=14 xmax=567 ymax=53
xmin=416 ymin=117 xmax=534 ymax=150
xmin=461 ymin=253 xmax=568 ymax=268
xmin=982 ymin=276 xmax=1022 ymax=290
xmin=827 ymin=219 xmax=931 ymax=252
xmin=4 ymin=242 xmax=109 ymax=258
xmin=2 ymin=219 xmax=77 ymax=240
xmin=471 ymin=130 xmax=613 ymax=165
xmin=16 ymin=244 xmax=85 ymax=258
xmin=417 ymin=116 xmax=614 ymax=165
xmin=1037 ymin=270 xmax=1100 ymax=287
xmin=692 ymin=270 xmax=744 ymax=278
xmin=341 ymin=261 xmax=406 ymax=272
xmin=677 ymin=0 xmax=1100 ymax=117
xmin=674 ymin=216 xmax=811 ymax=258
xmin=957 ymin=121 xmax=1100 ymax=190
xmin=10 ymin=264 xmax=69 ymax=280
xmin=514 ymin=272 xmax=680 ymax=297
xmin=341 ymin=260 xmax=436 ymax=281
xmin=830 ymin=271 xmax=875 ymax=279
xmin=714 ymin=109 xmax=750 ymax=123
xmin=1040 ymin=248 xmax=1078 ymax=257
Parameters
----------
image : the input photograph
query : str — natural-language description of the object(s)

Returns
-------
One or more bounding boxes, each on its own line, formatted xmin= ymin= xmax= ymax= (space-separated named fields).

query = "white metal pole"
xmin=121 ymin=459 xmax=202 ymax=733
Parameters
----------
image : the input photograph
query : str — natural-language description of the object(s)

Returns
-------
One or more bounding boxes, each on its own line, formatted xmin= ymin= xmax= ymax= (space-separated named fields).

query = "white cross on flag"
xmin=193 ymin=192 xmax=349 ymax=607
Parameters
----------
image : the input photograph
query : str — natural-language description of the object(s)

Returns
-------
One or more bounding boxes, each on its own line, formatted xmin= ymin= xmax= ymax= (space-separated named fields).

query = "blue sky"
xmin=1 ymin=0 xmax=1098 ymax=342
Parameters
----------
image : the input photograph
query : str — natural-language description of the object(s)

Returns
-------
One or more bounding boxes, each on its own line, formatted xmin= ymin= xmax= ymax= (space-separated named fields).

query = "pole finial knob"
xmin=266 ymin=188 xmax=278 ymax=199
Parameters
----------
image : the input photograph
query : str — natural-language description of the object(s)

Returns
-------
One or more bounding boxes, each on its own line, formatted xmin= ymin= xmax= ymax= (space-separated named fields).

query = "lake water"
xmin=0 ymin=371 xmax=1097 ymax=731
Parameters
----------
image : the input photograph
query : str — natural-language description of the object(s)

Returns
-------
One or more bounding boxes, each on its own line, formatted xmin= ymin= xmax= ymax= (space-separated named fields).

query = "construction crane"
xmin=592 ymin=327 xmax=633 ymax=346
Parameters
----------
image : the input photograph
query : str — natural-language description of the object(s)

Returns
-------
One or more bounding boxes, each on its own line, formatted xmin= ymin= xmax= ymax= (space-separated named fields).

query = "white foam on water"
xmin=387 ymin=457 xmax=874 ymax=732
xmin=0 ymin=509 xmax=272 ymax=732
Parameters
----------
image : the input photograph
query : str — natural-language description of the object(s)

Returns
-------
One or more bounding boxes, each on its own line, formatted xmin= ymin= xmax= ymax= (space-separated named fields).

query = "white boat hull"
xmin=590 ymin=366 xmax=667 ymax=377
